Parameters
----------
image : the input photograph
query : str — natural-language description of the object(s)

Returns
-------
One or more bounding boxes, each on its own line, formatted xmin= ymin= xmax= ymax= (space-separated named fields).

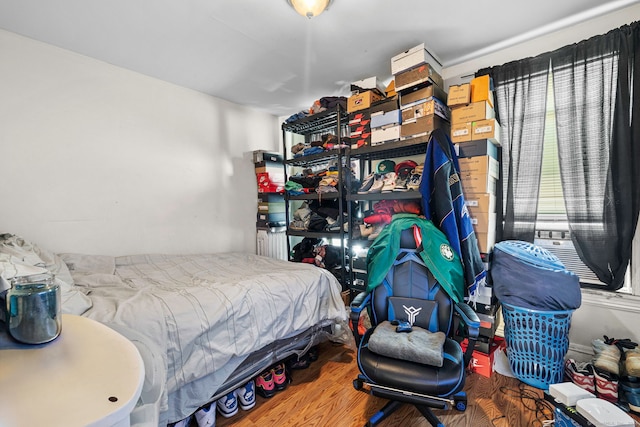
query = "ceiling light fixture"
xmin=287 ymin=0 xmax=333 ymax=19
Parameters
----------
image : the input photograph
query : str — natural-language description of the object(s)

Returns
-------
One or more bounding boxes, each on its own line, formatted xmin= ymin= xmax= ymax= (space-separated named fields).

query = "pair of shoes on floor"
xmin=565 ymin=358 xmax=619 ymax=402
xmin=215 ymin=379 xmax=257 ymax=419
xmin=286 ymin=345 xmax=320 ymax=370
xmin=256 ymin=362 xmax=290 ymax=398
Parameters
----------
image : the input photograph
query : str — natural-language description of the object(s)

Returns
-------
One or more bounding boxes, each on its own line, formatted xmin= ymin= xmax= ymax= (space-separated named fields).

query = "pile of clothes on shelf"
xmin=284 ymin=159 xmax=354 ymax=197
xmin=288 ymin=200 xmax=348 ymax=234
xmin=283 ymin=97 xmax=348 ymax=124
xmin=290 ymin=133 xmax=351 ymax=159
xmin=291 ymin=237 xmax=344 ymax=271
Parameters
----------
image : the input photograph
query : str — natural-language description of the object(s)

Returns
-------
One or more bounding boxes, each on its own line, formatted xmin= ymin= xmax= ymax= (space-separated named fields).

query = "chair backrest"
xmin=370 ymin=226 xmax=454 ymax=335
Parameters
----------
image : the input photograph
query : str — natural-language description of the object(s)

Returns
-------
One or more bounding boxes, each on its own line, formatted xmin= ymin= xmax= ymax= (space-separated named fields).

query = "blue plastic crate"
xmin=502 ymin=303 xmax=574 ymax=390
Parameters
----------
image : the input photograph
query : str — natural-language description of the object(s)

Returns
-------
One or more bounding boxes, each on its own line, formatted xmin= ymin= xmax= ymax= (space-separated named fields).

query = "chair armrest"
xmin=453 ymin=302 xmax=481 ymax=369
xmin=349 ymin=292 xmax=371 ymax=347
xmin=454 ymin=303 xmax=480 ymax=333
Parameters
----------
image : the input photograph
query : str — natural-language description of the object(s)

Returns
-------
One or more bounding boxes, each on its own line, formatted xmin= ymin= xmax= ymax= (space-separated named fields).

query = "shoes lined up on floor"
xmin=564 ymin=335 xmax=640 ymax=411
xmin=170 ymin=347 xmax=320 ymax=427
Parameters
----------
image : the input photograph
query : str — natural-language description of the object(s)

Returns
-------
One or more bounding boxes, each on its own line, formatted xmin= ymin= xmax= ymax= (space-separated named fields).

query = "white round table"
xmin=0 ymin=314 xmax=144 ymax=427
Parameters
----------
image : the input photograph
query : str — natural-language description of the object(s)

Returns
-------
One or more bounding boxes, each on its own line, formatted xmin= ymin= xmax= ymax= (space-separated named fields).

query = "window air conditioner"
xmin=534 ymin=230 xmax=606 ymax=286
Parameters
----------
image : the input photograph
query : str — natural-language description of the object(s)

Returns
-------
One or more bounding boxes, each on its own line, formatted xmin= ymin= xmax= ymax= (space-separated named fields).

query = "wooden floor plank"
xmin=214 ymin=341 xmax=554 ymax=427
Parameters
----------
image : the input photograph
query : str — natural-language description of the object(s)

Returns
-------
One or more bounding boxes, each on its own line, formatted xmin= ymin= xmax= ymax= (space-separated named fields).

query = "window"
xmin=534 ymin=74 xmax=633 ymax=293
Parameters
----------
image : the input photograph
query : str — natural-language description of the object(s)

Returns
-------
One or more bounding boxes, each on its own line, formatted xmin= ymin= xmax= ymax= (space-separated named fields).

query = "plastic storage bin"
xmin=502 ymin=302 xmax=574 ymax=389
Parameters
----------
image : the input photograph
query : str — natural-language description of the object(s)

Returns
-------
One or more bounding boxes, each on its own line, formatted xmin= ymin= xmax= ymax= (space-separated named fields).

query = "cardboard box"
xmin=351 ymin=132 xmax=372 ymax=149
xmin=465 ymin=193 xmax=496 ymax=215
xmin=371 ymin=109 xmax=401 ymax=129
xmin=349 ymin=111 xmax=370 ymax=126
xmin=450 ymin=122 xmax=472 ymax=143
xmin=257 ymin=193 xmax=285 ymax=204
xmin=348 ymin=90 xmax=384 ymax=113
xmin=455 ymin=139 xmax=499 ymax=159
xmin=391 ymin=43 xmax=442 ymax=75
xmin=448 ymin=83 xmax=471 ymax=107
xmin=369 ymin=97 xmax=399 ymax=114
xmin=460 ymin=338 xmax=502 ymax=377
xmin=450 ymin=101 xmax=495 ymax=125
xmin=458 ymin=156 xmax=499 ymax=180
xmin=469 ymin=212 xmax=497 ymax=235
xmin=476 ymin=228 xmax=497 ymax=253
xmin=351 ymin=76 xmax=386 ymax=93
xmin=257 ymin=202 xmax=285 ymax=213
xmin=350 ymin=122 xmax=371 ymax=137
xmin=394 ymin=63 xmax=444 ymax=92
xmin=255 ymin=162 xmax=284 ymax=174
xmin=471 ymin=75 xmax=494 ymax=106
xmin=460 ymin=174 xmax=497 ymax=195
xmin=400 ymin=82 xmax=447 ymax=107
xmin=401 ymin=97 xmax=449 ymax=123
xmin=385 ymin=80 xmax=397 ymax=98
xmin=371 ymin=125 xmax=400 ymax=145
xmin=252 ymin=150 xmax=283 ymax=164
xmin=400 ymin=115 xmax=449 ymax=139
xmin=471 ymin=118 xmax=501 ymax=144
xmin=257 ymin=211 xmax=285 ymax=222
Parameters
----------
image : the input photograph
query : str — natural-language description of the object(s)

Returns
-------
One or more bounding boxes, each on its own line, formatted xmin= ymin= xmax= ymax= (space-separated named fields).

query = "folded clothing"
xmin=368 ymin=320 xmax=445 ymax=367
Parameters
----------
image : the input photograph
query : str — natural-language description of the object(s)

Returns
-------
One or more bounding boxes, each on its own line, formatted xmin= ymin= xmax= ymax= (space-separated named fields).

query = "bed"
xmin=0 ymin=234 xmax=351 ymax=426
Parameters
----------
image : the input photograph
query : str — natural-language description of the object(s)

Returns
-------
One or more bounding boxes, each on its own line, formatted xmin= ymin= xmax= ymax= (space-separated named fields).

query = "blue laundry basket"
xmin=502 ymin=302 xmax=574 ymax=390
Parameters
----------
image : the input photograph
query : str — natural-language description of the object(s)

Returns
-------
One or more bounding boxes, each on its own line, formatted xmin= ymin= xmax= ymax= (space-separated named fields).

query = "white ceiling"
xmin=0 ymin=0 xmax=638 ymax=117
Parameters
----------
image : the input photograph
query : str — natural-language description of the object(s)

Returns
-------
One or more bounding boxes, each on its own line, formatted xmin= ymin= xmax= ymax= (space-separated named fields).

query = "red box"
xmin=460 ymin=337 xmax=504 ymax=378
xmin=256 ymin=172 xmax=284 ymax=193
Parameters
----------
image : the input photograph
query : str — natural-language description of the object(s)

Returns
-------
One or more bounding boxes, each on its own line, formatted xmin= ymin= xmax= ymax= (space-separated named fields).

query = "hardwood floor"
xmin=215 ymin=341 xmax=552 ymax=427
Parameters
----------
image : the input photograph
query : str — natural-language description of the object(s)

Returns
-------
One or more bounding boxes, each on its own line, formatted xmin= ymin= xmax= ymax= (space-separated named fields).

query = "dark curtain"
xmin=550 ymin=22 xmax=640 ymax=290
xmin=477 ymin=56 xmax=550 ymax=242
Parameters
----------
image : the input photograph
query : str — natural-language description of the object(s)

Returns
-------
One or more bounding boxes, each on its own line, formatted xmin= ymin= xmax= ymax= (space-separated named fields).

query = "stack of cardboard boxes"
xmin=393 ymin=44 xmax=449 ymax=140
xmin=253 ymin=150 xmax=285 ymax=229
xmin=448 ymin=75 xmax=500 ymax=256
xmin=348 ymin=76 xmax=385 ymax=149
xmin=448 ymin=76 xmax=504 ymax=377
xmin=347 ymin=43 xmax=451 ymax=150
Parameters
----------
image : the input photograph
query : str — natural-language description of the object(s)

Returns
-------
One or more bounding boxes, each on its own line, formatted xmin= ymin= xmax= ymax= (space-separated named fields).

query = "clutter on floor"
xmin=168 ymin=346 xmax=320 ymax=427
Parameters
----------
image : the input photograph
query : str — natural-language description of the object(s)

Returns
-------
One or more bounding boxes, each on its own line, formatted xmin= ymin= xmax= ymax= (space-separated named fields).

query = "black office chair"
xmin=350 ymin=226 xmax=480 ymax=427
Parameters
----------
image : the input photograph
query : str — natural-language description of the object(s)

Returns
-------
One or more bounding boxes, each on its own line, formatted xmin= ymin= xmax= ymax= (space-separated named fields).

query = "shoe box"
xmin=371 ymin=125 xmax=401 ymax=146
xmin=471 ymin=118 xmax=501 ymax=144
xmin=351 ymin=76 xmax=386 ymax=94
xmin=401 ymin=96 xmax=450 ymax=123
xmin=450 ymin=100 xmax=495 ymax=125
xmin=447 ymin=83 xmax=471 ymax=107
xmin=370 ymin=97 xmax=400 ymax=115
xmin=451 ymin=122 xmax=472 ymax=143
xmin=348 ymin=90 xmax=384 ymax=113
xmin=458 ymin=156 xmax=499 ymax=195
xmin=400 ymin=114 xmax=450 ymax=140
xmin=399 ymin=82 xmax=448 ymax=109
xmin=257 ymin=193 xmax=286 ymax=223
xmin=476 ymin=302 xmax=501 ymax=339
xmin=253 ymin=151 xmax=283 ymax=164
xmin=371 ymin=109 xmax=401 ymax=129
xmin=394 ymin=63 xmax=444 ymax=92
xmin=470 ymin=74 xmax=494 ymax=107
xmin=454 ymin=138 xmax=499 ymax=159
xmin=391 ymin=43 xmax=443 ymax=76
xmin=349 ymin=110 xmax=372 ymax=149
xmin=459 ymin=336 xmax=504 ymax=378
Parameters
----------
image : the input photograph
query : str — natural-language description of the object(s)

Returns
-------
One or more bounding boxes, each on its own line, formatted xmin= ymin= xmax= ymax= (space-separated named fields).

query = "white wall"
xmin=440 ymin=3 xmax=640 ymax=359
xmin=0 ymin=29 xmax=280 ymax=256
